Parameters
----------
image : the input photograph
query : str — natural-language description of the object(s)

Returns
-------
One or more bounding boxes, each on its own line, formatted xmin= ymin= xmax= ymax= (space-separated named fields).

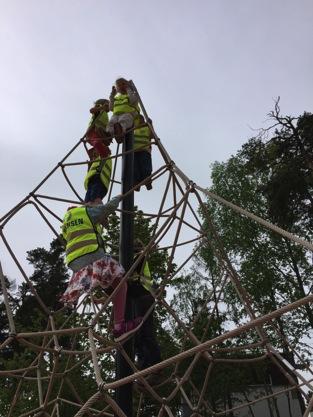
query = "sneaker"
xmin=146 ymin=183 xmax=153 ymax=191
xmin=113 ymin=317 xmax=143 ymax=342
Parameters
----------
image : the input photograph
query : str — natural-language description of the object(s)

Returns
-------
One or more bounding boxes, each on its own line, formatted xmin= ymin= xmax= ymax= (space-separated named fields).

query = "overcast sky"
xmin=1 ymin=0 xmax=313 ymax=281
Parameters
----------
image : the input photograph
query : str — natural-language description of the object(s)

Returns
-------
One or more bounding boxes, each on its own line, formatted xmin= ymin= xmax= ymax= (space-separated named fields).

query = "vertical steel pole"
xmin=116 ymin=131 xmax=134 ymax=417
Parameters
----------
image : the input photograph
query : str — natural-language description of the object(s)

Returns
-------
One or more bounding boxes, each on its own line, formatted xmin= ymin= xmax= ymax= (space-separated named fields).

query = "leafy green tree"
xmin=0 ymin=276 xmax=18 ymax=416
xmin=166 ymin=106 xmax=312 ymax=415
xmin=0 ymin=239 xmax=99 ymax=416
xmin=199 ymin=107 xmax=313 ymax=360
xmin=242 ymin=101 xmax=313 ymax=232
xmin=170 ymin=261 xmax=268 ymax=416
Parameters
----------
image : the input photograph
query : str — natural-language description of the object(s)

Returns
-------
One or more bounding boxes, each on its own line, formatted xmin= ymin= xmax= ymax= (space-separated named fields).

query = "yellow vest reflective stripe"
xmin=62 ymin=207 xmax=102 ymax=266
xmin=134 ymin=127 xmax=151 ymax=151
xmin=88 ymin=111 xmax=109 ymax=130
xmin=141 ymin=261 xmax=153 ymax=292
xmin=113 ymin=94 xmax=140 ymax=115
xmin=131 ymin=260 xmax=153 ymax=292
xmin=84 ymin=157 xmax=112 ymax=191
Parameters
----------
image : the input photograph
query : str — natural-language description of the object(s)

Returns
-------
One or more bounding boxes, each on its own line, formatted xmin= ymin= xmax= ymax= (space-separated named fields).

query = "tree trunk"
xmin=285 ymin=240 xmax=313 ymax=329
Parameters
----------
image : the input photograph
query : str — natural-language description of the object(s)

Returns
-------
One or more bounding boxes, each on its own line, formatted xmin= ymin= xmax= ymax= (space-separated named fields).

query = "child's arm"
xmin=87 ymin=195 xmax=122 ymax=224
xmin=127 ymin=87 xmax=138 ymax=106
xmin=109 ymin=86 xmax=117 ymax=111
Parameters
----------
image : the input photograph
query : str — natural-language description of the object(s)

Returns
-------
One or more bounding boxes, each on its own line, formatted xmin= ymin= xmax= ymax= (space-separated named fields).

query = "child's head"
xmin=94 ymin=98 xmax=109 ymax=112
xmin=115 ymin=78 xmax=129 ymax=94
xmin=134 ymin=238 xmax=145 ymax=253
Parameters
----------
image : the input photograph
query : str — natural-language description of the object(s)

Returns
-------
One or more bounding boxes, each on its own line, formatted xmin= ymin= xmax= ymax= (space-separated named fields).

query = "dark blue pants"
xmin=134 ymin=151 xmax=152 ymax=186
xmin=128 ymin=283 xmax=161 ymax=369
xmin=84 ymin=175 xmax=108 ymax=203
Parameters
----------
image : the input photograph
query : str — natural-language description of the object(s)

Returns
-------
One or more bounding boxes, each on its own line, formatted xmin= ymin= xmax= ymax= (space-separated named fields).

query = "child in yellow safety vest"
xmin=86 ymin=99 xmax=111 ymax=158
xmin=134 ymin=115 xmax=153 ymax=191
xmin=84 ymin=147 xmax=112 ymax=204
xmin=107 ymin=78 xmax=139 ymax=143
xmin=60 ymin=196 xmax=142 ymax=342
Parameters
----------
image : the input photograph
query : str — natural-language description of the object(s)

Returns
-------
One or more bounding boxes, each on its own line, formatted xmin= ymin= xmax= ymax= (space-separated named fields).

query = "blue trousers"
xmin=128 ymin=283 xmax=161 ymax=369
xmin=84 ymin=175 xmax=108 ymax=203
xmin=134 ymin=151 xmax=152 ymax=186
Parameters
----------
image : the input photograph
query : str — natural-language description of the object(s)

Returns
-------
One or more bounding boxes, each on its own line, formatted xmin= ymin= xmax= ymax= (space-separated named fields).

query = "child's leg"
xmin=93 ymin=142 xmax=110 ymax=158
xmin=133 ymin=152 xmax=141 ymax=190
xmin=94 ymin=257 xmax=142 ymax=340
xmin=140 ymin=151 xmax=152 ymax=179
xmin=107 ymin=115 xmax=119 ymax=136
xmin=118 ymin=114 xmax=134 ymax=133
xmin=84 ymin=176 xmax=108 ymax=203
xmin=87 ymin=130 xmax=110 ymax=158
xmin=136 ymin=151 xmax=153 ymax=190
xmin=110 ymin=277 xmax=127 ymax=325
xmin=134 ymin=291 xmax=161 ymax=368
xmin=111 ymin=277 xmax=143 ymax=342
xmin=129 ymin=283 xmax=161 ymax=368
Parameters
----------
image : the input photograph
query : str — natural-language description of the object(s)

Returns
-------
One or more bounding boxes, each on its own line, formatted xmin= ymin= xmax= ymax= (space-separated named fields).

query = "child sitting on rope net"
xmin=60 ymin=195 xmax=142 ymax=342
xmin=84 ymin=147 xmax=112 ymax=204
xmin=107 ymin=78 xmax=140 ymax=143
xmin=86 ymin=98 xmax=112 ymax=158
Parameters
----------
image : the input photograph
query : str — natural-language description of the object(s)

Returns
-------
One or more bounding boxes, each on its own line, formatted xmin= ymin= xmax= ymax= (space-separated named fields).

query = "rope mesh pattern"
xmin=1 ymin=82 xmax=313 ymax=417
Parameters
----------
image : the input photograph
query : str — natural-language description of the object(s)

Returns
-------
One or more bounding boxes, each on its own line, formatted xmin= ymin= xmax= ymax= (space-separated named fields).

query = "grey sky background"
xmin=1 ymin=0 xmax=313 ymax=281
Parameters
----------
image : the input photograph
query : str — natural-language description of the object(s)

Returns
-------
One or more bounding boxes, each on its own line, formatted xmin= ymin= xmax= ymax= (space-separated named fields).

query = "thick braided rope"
xmin=0 ymin=82 xmax=312 ymax=417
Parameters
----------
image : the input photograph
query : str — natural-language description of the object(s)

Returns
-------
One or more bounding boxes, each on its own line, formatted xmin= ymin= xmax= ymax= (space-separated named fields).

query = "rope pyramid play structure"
xmin=1 ymin=82 xmax=313 ymax=417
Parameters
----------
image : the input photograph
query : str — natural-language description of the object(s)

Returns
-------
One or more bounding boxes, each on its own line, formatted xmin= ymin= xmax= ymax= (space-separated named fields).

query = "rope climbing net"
xmin=1 ymin=82 xmax=313 ymax=417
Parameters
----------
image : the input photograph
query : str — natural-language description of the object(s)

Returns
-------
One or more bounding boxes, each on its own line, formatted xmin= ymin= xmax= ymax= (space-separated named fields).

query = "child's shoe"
xmin=114 ymin=123 xmax=124 ymax=144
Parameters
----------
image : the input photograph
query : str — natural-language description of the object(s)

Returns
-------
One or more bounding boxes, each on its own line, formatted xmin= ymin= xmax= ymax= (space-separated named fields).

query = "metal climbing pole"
xmin=116 ymin=130 xmax=135 ymax=417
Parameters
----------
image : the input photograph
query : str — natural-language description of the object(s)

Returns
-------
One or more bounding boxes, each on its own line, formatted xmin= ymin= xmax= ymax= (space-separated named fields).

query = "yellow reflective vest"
xmin=84 ymin=156 xmax=112 ymax=191
xmin=131 ymin=259 xmax=153 ymax=292
xmin=62 ymin=207 xmax=103 ymax=266
xmin=88 ymin=111 xmax=109 ymax=130
xmin=134 ymin=126 xmax=151 ymax=151
xmin=141 ymin=261 xmax=153 ymax=292
xmin=113 ymin=94 xmax=139 ymax=115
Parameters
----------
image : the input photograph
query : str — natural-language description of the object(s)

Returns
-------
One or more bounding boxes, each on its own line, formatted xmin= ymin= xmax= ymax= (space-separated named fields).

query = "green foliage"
xmin=242 ymin=110 xmax=313 ymax=232
xmin=0 ymin=238 xmax=100 ymax=416
xmin=199 ymin=108 xmax=313 ymax=357
xmin=166 ymin=107 xmax=313 ymax=413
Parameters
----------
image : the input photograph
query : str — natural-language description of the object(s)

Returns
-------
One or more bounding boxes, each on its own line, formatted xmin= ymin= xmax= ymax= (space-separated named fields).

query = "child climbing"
xmin=133 ymin=115 xmax=153 ymax=191
xmin=84 ymin=147 xmax=112 ymax=204
xmin=86 ymin=99 xmax=111 ymax=158
xmin=128 ymin=239 xmax=162 ymax=383
xmin=60 ymin=196 xmax=142 ymax=342
xmin=107 ymin=78 xmax=139 ymax=143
